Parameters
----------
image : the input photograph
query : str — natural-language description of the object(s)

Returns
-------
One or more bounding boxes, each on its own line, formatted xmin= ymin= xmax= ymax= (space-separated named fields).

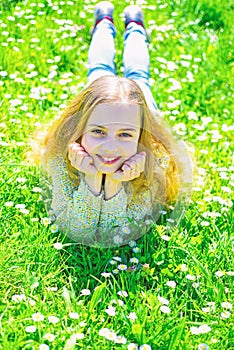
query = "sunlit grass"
xmin=0 ymin=0 xmax=233 ymax=349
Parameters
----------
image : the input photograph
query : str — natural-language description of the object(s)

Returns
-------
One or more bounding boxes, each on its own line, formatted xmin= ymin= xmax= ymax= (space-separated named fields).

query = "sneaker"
xmin=124 ymin=5 xmax=150 ymax=41
xmin=91 ymin=1 xmax=114 ymax=35
xmin=124 ymin=5 xmax=144 ymax=28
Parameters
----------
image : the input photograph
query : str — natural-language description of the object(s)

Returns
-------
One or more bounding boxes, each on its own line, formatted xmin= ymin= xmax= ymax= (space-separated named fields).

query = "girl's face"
xmin=81 ymin=103 xmax=141 ymax=174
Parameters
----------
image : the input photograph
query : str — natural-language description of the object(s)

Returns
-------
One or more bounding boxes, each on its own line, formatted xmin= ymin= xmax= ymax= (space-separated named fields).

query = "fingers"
xmin=68 ymin=142 xmax=96 ymax=175
xmin=113 ymin=152 xmax=146 ymax=181
xmin=80 ymin=154 xmax=94 ymax=169
xmin=68 ymin=142 xmax=85 ymax=156
xmin=124 ymin=152 xmax=146 ymax=174
xmin=113 ymin=165 xmax=140 ymax=182
xmin=68 ymin=143 xmax=83 ymax=167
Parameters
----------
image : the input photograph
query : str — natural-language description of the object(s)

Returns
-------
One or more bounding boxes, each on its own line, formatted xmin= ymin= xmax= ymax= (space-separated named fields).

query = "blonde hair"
xmin=37 ymin=76 xmax=191 ymax=204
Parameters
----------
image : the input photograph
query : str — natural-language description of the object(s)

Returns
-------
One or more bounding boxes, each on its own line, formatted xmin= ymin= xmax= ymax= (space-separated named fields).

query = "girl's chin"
xmin=96 ymin=167 xmax=119 ymax=175
xmin=94 ymin=159 xmax=124 ymax=174
xmin=101 ymin=170 xmax=118 ymax=175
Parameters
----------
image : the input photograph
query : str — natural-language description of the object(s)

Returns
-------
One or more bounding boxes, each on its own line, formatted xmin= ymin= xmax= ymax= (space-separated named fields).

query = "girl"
xmin=40 ymin=2 xmax=192 ymax=247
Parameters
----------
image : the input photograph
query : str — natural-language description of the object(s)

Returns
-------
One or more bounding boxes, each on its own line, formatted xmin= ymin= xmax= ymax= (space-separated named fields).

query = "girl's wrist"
xmin=84 ymin=173 xmax=102 ymax=196
xmin=104 ymin=175 xmax=122 ymax=200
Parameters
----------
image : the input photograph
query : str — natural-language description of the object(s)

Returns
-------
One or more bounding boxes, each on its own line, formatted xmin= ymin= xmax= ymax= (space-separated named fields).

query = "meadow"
xmin=0 ymin=0 xmax=233 ymax=349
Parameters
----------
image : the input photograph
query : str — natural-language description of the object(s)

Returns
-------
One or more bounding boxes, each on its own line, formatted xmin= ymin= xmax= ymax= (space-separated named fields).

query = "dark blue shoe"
xmin=124 ymin=5 xmax=150 ymax=41
xmin=91 ymin=1 xmax=114 ymax=35
xmin=124 ymin=5 xmax=144 ymax=28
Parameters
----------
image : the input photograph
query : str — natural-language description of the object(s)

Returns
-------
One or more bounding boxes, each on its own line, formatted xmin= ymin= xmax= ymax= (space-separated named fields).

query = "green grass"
xmin=0 ymin=0 xmax=233 ymax=349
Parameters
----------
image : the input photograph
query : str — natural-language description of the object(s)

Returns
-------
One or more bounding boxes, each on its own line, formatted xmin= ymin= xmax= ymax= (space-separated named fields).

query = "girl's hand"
xmin=111 ymin=152 xmax=146 ymax=182
xmin=68 ymin=142 xmax=97 ymax=175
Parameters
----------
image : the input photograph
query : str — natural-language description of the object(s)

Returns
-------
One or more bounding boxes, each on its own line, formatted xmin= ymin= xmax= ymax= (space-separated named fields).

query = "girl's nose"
xmin=101 ymin=139 xmax=120 ymax=154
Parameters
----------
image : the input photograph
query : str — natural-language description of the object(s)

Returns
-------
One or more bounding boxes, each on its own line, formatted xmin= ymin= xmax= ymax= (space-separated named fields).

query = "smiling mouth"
xmin=97 ymin=155 xmax=121 ymax=165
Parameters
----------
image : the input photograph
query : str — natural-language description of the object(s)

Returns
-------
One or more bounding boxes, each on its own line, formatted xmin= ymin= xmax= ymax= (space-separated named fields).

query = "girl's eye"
xmin=91 ymin=129 xmax=105 ymax=135
xmin=119 ymin=132 xmax=133 ymax=138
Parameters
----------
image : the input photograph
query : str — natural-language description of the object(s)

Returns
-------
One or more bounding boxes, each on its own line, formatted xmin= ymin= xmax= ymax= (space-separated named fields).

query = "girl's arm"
xmin=46 ymin=156 xmax=102 ymax=242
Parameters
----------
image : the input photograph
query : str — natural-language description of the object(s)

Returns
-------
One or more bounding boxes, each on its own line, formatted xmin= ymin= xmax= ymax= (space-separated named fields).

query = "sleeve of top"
xmin=126 ymin=190 xmax=153 ymax=221
xmin=99 ymin=187 xmax=129 ymax=229
xmin=98 ymin=188 xmax=132 ymax=246
xmin=46 ymin=157 xmax=74 ymax=218
xmin=46 ymin=156 xmax=102 ymax=241
xmin=99 ymin=187 xmax=153 ymax=229
xmin=98 ymin=186 xmax=153 ymax=247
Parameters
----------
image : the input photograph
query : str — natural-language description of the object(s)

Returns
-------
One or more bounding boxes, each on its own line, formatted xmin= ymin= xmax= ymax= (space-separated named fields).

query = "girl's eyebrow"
xmin=89 ymin=124 xmax=138 ymax=131
xmin=89 ymin=124 xmax=106 ymax=128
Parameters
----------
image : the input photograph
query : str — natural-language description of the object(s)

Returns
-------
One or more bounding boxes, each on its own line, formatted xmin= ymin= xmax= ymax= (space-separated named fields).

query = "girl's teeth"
xmin=103 ymin=157 xmax=116 ymax=161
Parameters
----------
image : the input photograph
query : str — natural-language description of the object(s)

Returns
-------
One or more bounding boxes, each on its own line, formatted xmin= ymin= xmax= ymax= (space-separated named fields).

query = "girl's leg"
xmin=87 ymin=2 xmax=116 ymax=86
xmin=123 ymin=6 xmax=157 ymax=113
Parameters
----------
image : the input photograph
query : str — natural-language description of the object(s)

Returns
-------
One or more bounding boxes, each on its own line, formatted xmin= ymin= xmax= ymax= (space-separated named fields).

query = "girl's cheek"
xmin=80 ymin=136 xmax=86 ymax=150
xmin=80 ymin=135 xmax=90 ymax=152
xmin=131 ymin=140 xmax=139 ymax=153
xmin=81 ymin=134 xmax=100 ymax=153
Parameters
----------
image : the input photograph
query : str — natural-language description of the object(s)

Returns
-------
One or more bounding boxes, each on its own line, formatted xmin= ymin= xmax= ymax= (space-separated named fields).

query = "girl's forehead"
xmin=87 ymin=103 xmax=141 ymax=129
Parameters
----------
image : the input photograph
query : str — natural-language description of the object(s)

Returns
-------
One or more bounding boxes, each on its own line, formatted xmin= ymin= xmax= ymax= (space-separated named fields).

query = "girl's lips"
xmin=97 ymin=155 xmax=121 ymax=165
